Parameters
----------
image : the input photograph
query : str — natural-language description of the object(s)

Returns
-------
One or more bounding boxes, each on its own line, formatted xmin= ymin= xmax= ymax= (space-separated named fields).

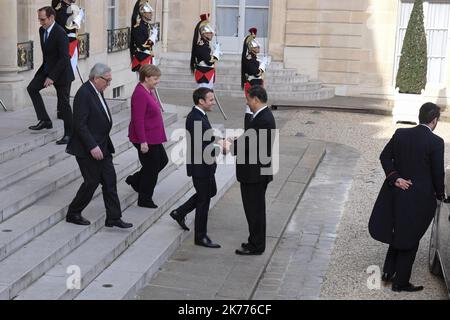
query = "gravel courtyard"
xmin=282 ymin=108 xmax=449 ymax=300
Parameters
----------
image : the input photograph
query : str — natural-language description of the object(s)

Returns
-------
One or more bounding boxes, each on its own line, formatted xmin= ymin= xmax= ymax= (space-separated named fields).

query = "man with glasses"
xmin=27 ymin=6 xmax=74 ymax=145
xmin=65 ymin=63 xmax=133 ymax=229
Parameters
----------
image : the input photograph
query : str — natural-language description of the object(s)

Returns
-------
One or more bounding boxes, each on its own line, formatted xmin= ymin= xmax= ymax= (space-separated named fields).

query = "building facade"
xmin=1 ymin=0 xmax=450 ymax=111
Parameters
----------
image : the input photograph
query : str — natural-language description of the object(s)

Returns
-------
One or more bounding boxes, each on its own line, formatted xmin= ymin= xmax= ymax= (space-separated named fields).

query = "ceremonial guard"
xmin=130 ymin=0 xmax=159 ymax=72
xmin=53 ymin=0 xmax=84 ymax=79
xmin=190 ymin=14 xmax=222 ymax=89
xmin=241 ymin=28 xmax=269 ymax=128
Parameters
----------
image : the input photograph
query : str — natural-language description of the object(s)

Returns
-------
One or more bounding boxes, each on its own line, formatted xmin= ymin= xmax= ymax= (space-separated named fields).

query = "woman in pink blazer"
xmin=127 ymin=64 xmax=168 ymax=208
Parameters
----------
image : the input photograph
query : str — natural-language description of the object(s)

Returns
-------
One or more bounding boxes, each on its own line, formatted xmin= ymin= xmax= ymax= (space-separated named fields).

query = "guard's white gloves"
xmin=72 ymin=8 xmax=84 ymax=29
xmin=213 ymin=42 xmax=223 ymax=60
xmin=149 ymin=26 xmax=158 ymax=44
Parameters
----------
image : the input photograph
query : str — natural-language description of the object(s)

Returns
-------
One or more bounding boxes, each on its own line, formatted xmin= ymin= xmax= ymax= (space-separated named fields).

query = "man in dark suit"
xmin=169 ymin=87 xmax=227 ymax=248
xmin=231 ymin=85 xmax=276 ymax=255
xmin=65 ymin=63 xmax=132 ymax=229
xmin=369 ymin=102 xmax=445 ymax=292
xmin=27 ymin=6 xmax=74 ymax=145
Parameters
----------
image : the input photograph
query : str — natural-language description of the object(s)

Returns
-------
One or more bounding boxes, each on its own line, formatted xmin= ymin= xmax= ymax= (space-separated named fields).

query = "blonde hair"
xmin=139 ymin=64 xmax=161 ymax=82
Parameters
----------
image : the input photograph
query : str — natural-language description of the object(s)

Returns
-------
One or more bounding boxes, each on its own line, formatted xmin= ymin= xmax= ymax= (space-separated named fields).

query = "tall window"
xmin=17 ymin=0 xmax=30 ymax=42
xmin=394 ymin=1 xmax=450 ymax=85
xmin=107 ymin=0 xmax=119 ymax=30
xmin=244 ymin=0 xmax=270 ymax=38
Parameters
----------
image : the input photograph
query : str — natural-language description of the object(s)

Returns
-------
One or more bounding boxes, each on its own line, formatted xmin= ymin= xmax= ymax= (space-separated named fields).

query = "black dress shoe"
xmin=241 ymin=242 xmax=249 ymax=249
xmin=195 ymin=236 xmax=221 ymax=248
xmin=66 ymin=215 xmax=91 ymax=226
xmin=137 ymin=196 xmax=158 ymax=208
xmin=56 ymin=136 xmax=70 ymax=145
xmin=57 ymin=111 xmax=63 ymax=120
xmin=29 ymin=121 xmax=53 ymax=130
xmin=137 ymin=199 xmax=158 ymax=208
xmin=235 ymin=247 xmax=264 ymax=255
xmin=125 ymin=175 xmax=139 ymax=193
xmin=169 ymin=210 xmax=189 ymax=231
xmin=105 ymin=218 xmax=133 ymax=229
xmin=392 ymin=283 xmax=424 ymax=292
xmin=381 ymin=272 xmax=395 ymax=283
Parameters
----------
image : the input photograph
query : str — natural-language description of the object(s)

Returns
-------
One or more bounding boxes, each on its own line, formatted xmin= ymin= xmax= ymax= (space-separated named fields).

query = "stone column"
xmin=0 ymin=0 xmax=23 ymax=111
xmin=162 ymin=0 xmax=169 ymax=52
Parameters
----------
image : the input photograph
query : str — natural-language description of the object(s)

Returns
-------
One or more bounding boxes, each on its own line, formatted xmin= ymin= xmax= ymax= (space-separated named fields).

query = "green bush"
xmin=395 ymin=0 xmax=427 ymax=94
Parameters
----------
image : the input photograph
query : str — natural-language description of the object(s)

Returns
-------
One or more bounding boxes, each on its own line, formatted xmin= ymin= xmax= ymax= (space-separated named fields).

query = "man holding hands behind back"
xmin=369 ymin=102 xmax=445 ymax=292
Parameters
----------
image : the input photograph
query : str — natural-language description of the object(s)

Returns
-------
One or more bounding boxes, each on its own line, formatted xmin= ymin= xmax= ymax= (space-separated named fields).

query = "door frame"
xmin=212 ymin=0 xmax=271 ymax=54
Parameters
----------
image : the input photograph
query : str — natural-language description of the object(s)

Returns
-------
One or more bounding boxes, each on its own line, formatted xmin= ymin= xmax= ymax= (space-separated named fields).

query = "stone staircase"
xmin=157 ymin=52 xmax=334 ymax=101
xmin=0 ymin=99 xmax=236 ymax=300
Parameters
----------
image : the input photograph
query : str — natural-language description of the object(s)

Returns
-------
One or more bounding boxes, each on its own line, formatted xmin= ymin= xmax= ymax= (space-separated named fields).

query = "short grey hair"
xmin=89 ymin=63 xmax=112 ymax=80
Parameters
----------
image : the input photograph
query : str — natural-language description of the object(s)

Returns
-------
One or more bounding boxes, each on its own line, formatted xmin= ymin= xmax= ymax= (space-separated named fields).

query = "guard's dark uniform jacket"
xmin=242 ymin=53 xmax=264 ymax=96
xmin=130 ymin=19 xmax=155 ymax=72
xmin=192 ymin=40 xmax=217 ymax=85
xmin=54 ymin=1 xmax=79 ymax=59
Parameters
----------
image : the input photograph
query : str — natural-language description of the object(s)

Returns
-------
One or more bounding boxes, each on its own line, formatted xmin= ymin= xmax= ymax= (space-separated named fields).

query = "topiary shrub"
xmin=395 ymin=0 xmax=427 ymax=94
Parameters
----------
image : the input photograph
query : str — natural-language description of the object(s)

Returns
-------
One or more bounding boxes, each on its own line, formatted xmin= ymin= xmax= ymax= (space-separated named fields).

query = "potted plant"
xmin=392 ymin=0 xmax=427 ymax=124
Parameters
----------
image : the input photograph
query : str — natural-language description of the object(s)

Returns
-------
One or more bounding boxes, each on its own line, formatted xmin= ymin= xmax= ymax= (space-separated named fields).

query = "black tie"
xmin=44 ymin=30 xmax=49 ymax=43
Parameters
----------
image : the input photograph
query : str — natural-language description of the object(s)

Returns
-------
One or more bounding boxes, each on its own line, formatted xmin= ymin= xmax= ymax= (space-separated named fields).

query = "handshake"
xmin=148 ymin=26 xmax=159 ymax=44
xmin=216 ymin=137 xmax=236 ymax=155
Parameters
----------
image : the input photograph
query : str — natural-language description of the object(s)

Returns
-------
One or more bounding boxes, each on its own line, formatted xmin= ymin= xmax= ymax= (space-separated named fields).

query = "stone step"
xmin=0 ymin=121 xmax=184 ymax=264
xmin=159 ymin=58 xmax=287 ymax=70
xmin=0 ymin=99 xmax=128 ymax=165
xmin=158 ymin=80 xmax=323 ymax=92
xmin=159 ymin=52 xmax=283 ymax=64
xmin=158 ymin=87 xmax=335 ymax=101
xmin=74 ymin=161 xmax=236 ymax=300
xmin=0 ymin=112 xmax=177 ymax=222
xmin=161 ymin=72 xmax=309 ymax=84
xmin=159 ymin=66 xmax=298 ymax=77
xmin=0 ymin=111 xmax=176 ymax=191
xmin=0 ymin=135 xmax=186 ymax=300
xmin=270 ymin=88 xmax=335 ymax=102
xmin=15 ymin=164 xmax=202 ymax=300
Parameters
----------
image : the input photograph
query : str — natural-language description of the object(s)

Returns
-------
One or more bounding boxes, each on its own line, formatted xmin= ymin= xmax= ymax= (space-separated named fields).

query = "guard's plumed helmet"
xmin=139 ymin=2 xmax=154 ymax=14
xmin=246 ymin=28 xmax=260 ymax=52
xmin=199 ymin=14 xmax=215 ymax=35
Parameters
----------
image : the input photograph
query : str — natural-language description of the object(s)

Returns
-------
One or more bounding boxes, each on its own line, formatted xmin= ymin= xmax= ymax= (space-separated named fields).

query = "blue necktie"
xmin=44 ymin=30 xmax=48 ymax=43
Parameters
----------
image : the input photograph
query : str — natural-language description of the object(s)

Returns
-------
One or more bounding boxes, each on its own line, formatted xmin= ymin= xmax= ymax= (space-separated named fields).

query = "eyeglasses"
xmin=100 ymin=76 xmax=112 ymax=84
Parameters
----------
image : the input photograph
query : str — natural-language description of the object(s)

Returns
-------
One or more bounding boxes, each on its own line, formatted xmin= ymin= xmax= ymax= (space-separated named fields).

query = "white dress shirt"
xmin=90 ymin=81 xmax=111 ymax=122
xmin=195 ymin=106 xmax=206 ymax=116
xmin=420 ymin=123 xmax=432 ymax=132
xmin=252 ymin=105 xmax=268 ymax=120
xmin=44 ymin=21 xmax=56 ymax=41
